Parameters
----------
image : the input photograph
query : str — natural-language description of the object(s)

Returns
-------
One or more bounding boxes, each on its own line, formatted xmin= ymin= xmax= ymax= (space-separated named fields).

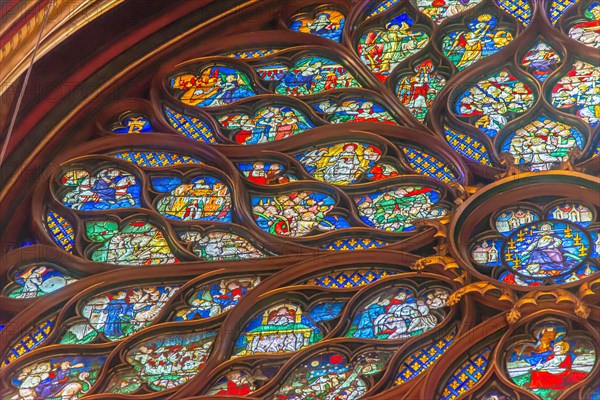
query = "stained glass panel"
xmin=357 ymin=14 xmax=429 ymax=81
xmin=551 ymin=60 xmax=600 ymax=126
xmin=86 ymin=221 xmax=178 ymax=265
xmin=305 ymin=268 xmax=396 ymax=288
xmin=463 ymin=190 xmax=599 ymax=287
xmin=155 ymin=176 xmax=231 ymax=221
xmin=117 ymin=331 xmax=216 ymax=392
xmin=501 ymin=117 xmax=585 ymax=171
xmin=174 ymin=277 xmax=261 ymax=321
xmin=521 ymin=42 xmax=561 ymax=82
xmin=456 ymin=71 xmax=535 ymax=137
xmin=320 ymin=237 xmax=390 ymax=251
xmin=60 ymin=168 xmax=140 ymax=210
xmin=368 ymin=0 xmax=402 ymax=18
xmin=401 ymin=146 xmax=458 ymax=182
xmin=255 ymin=63 xmax=289 ymax=81
xmin=112 ymin=151 xmax=203 ymax=167
xmin=3 ymin=1 xmax=599 ymax=398
xmin=354 ymin=186 xmax=447 ymax=232
xmin=442 ymin=15 xmax=513 ymax=71
xmin=2 ymin=318 xmax=56 ymax=367
xmin=109 ymin=112 xmax=153 ymax=134
xmin=289 ymin=9 xmax=345 ymax=42
xmin=346 ymin=286 xmax=450 ymax=339
xmin=237 ymin=162 xmax=297 ymax=185
xmin=273 ymin=351 xmax=389 ymax=398
xmin=179 ymin=231 xmax=266 ymax=260
xmin=444 ymin=126 xmax=492 ymax=165
xmin=5 ymin=264 xmax=76 ymax=299
xmin=396 ymin=60 xmax=446 ymax=121
xmin=294 ymin=142 xmax=383 ymax=185
xmin=550 ymin=0 xmax=580 ymax=25
xmin=251 ymin=191 xmax=336 ymax=237
xmin=169 ymin=66 xmax=257 ymax=107
xmin=497 ymin=0 xmax=532 ymax=26
xmin=312 ymin=97 xmax=397 ymax=124
xmin=395 ymin=328 xmax=456 ymax=385
xmin=227 ymin=49 xmax=280 ymax=59
xmin=412 ymin=1 xmax=483 ymax=24
xmin=206 ymin=368 xmax=276 ymax=395
xmin=217 ymin=105 xmax=315 ymax=144
xmin=163 ymin=105 xmax=216 ymax=143
xmin=569 ymin=2 xmax=600 ymax=48
xmin=61 ymin=285 xmax=179 ymax=344
xmin=9 ymin=356 xmax=106 ymax=399
xmin=506 ymin=320 xmax=596 ymax=399
xmin=234 ymin=303 xmax=322 ymax=357
xmin=275 ymin=57 xmax=360 ymax=95
xmin=46 ymin=211 xmax=74 ymax=253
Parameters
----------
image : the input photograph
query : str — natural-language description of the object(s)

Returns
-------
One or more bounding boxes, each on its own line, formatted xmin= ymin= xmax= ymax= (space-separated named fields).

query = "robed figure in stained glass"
xmin=529 ymin=342 xmax=588 ymax=391
xmin=103 ymin=291 xmax=134 ymax=338
xmin=520 ymin=222 xmax=581 ymax=275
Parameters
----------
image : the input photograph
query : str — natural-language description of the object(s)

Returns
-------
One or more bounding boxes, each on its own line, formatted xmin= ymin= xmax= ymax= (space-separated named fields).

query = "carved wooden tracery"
xmin=0 ymin=0 xmax=598 ymax=399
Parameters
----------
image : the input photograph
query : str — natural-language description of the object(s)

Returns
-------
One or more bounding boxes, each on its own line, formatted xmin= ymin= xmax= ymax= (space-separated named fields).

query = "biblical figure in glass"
xmin=252 ymin=192 xmax=336 ymax=237
xmin=355 ymin=186 xmax=446 ymax=232
xmin=456 ymin=71 xmax=535 ymax=137
xmin=357 ymin=14 xmax=429 ymax=80
xmin=396 ymin=60 xmax=446 ymax=121
xmin=551 ymin=61 xmax=600 ymax=126
xmin=6 ymin=265 xmax=76 ymax=299
xmin=170 ymin=66 xmax=256 ymax=107
xmin=347 ymin=287 xmax=450 ymax=339
xmin=506 ymin=322 xmax=596 ymax=399
xmin=313 ymin=98 xmax=396 ymax=124
xmin=521 ymin=42 xmax=561 ymax=82
xmin=174 ymin=277 xmax=260 ymax=320
xmin=504 ymin=221 xmax=588 ymax=277
xmin=218 ymin=106 xmax=315 ymax=144
xmin=62 ymin=285 xmax=179 ymax=344
xmin=275 ymin=57 xmax=360 ymax=96
xmin=87 ymin=221 xmax=178 ymax=265
xmin=502 ymin=118 xmax=584 ymax=171
xmin=569 ymin=2 xmax=600 ymax=48
xmin=442 ymin=14 xmax=513 ymax=71
xmin=295 ymin=142 xmax=382 ymax=185
xmin=155 ymin=177 xmax=231 ymax=222
xmin=180 ymin=231 xmax=265 ymax=260
xmin=290 ymin=10 xmax=345 ymax=42
xmin=10 ymin=356 xmax=105 ymax=400
xmin=61 ymin=168 xmax=140 ymax=211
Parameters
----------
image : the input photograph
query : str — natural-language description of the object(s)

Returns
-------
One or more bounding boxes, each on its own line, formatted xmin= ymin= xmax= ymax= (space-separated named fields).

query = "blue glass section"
xmin=307 ymin=301 xmax=345 ymax=322
xmin=151 ymin=176 xmax=183 ymax=193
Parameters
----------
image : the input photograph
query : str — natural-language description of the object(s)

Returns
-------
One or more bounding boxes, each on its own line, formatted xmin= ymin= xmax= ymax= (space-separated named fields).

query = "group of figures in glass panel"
xmin=1 ymin=0 xmax=599 ymax=399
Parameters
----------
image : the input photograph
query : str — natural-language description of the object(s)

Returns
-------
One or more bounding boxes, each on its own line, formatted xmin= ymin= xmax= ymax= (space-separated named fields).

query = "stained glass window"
xmin=289 ymin=7 xmax=346 ymax=42
xmin=1 ymin=1 xmax=598 ymax=399
xmin=505 ymin=319 xmax=596 ymax=399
